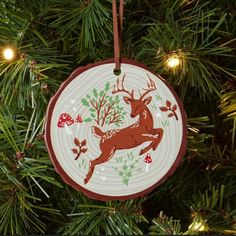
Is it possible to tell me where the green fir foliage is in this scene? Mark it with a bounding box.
[0,0,235,234]
[58,197,148,235]
[149,211,182,235]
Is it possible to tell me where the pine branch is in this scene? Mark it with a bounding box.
[58,198,148,235]
[50,0,112,50]
[0,0,236,234]
[138,1,236,100]
[0,152,60,234]
[149,211,182,235]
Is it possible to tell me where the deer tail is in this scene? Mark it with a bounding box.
[92,126,104,138]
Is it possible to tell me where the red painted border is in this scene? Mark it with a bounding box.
[44,58,187,201]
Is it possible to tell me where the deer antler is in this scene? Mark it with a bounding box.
[140,74,156,100]
[112,74,134,99]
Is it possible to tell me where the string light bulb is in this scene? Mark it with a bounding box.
[191,222,205,231]
[188,219,208,232]
[166,55,180,68]
[3,48,14,61]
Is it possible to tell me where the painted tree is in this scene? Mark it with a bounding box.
[81,82,126,127]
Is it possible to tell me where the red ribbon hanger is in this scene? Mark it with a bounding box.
[112,0,124,73]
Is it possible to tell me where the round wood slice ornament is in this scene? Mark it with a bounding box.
[45,58,187,201]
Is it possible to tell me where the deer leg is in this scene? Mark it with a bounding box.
[139,128,163,155]
[151,128,163,151]
[139,135,157,155]
[84,147,116,184]
[139,143,153,155]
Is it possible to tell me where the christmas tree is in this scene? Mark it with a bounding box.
[0,0,236,234]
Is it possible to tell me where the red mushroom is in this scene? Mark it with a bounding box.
[144,153,152,172]
[75,114,83,123]
[57,113,74,135]
[75,114,83,134]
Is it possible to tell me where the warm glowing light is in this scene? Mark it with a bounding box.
[3,48,14,60]
[193,222,205,231]
[166,56,180,68]
[188,220,208,232]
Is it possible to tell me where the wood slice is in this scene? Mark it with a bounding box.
[44,58,187,201]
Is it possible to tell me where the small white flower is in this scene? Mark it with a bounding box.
[70,99,76,104]
[73,107,77,111]
[156,112,162,118]
[100,167,105,171]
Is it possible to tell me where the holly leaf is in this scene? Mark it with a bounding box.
[166,100,171,108]
[74,138,80,146]
[160,107,168,112]
[81,139,87,146]
[71,148,78,154]
[81,147,88,153]
[81,98,89,107]
[172,104,177,111]
[168,113,174,118]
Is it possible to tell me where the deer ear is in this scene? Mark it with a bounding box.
[123,96,132,104]
[143,96,152,105]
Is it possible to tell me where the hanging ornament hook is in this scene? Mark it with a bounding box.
[112,0,124,74]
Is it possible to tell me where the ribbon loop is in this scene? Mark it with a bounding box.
[112,0,124,73]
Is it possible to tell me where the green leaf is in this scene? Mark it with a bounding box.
[105,82,110,92]
[81,98,89,107]
[99,90,104,96]
[93,88,98,97]
[84,118,92,122]
[123,164,128,170]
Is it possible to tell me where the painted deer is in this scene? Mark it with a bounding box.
[84,74,163,184]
